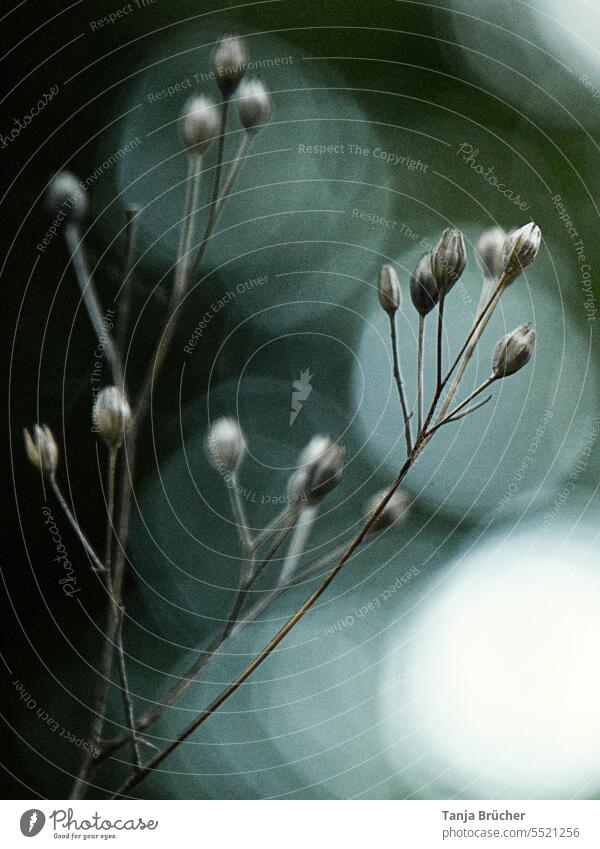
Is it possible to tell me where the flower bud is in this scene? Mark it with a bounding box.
[290,435,345,504]
[205,417,245,473]
[236,79,272,133]
[45,171,88,221]
[501,222,542,283]
[476,226,506,280]
[432,227,466,296]
[24,424,59,476]
[93,386,132,448]
[180,95,220,153]
[366,488,410,533]
[213,35,248,95]
[492,324,536,378]
[409,252,438,316]
[378,264,401,314]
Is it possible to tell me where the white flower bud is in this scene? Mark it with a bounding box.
[410,252,438,316]
[93,386,132,448]
[492,324,536,378]
[24,424,59,476]
[213,35,248,95]
[290,435,345,505]
[502,222,542,283]
[432,227,466,295]
[205,417,245,473]
[476,226,506,280]
[366,488,410,533]
[236,79,272,133]
[180,95,220,153]
[378,264,401,314]
[45,171,88,221]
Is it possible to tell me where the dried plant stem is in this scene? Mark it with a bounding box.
[388,314,412,455]
[435,294,445,394]
[49,477,104,573]
[228,471,253,555]
[112,455,414,798]
[250,506,291,552]
[278,506,316,585]
[417,314,425,433]
[116,207,139,360]
[205,97,230,235]
[105,448,141,769]
[64,222,123,389]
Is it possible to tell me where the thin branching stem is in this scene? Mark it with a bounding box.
[64,222,123,389]
[116,207,139,362]
[49,476,104,573]
[435,293,445,395]
[388,313,412,455]
[417,314,425,434]
[278,506,316,585]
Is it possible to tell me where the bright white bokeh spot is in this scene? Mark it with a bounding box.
[383,529,600,798]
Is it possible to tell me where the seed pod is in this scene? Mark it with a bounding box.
[476,226,506,280]
[236,79,272,132]
[366,489,410,533]
[502,222,542,283]
[213,35,248,95]
[492,324,536,378]
[205,417,245,473]
[45,171,88,221]
[24,424,59,476]
[378,264,401,314]
[432,228,467,296]
[93,386,132,449]
[410,252,439,316]
[180,95,220,153]
[290,435,345,504]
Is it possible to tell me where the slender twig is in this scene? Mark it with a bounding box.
[48,476,104,573]
[441,394,492,425]
[416,314,425,434]
[435,293,445,395]
[105,448,141,769]
[116,207,139,361]
[205,97,230,236]
[278,506,316,585]
[388,314,412,455]
[250,506,291,552]
[227,471,253,555]
[64,222,123,389]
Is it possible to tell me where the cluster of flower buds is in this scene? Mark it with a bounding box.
[288,435,346,505]
[366,488,410,533]
[180,35,272,152]
[24,424,59,477]
[205,417,245,474]
[93,386,132,449]
[492,324,536,378]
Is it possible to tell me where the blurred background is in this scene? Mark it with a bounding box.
[3,0,600,799]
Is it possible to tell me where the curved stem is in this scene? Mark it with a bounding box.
[49,476,104,573]
[389,313,412,455]
[416,314,424,435]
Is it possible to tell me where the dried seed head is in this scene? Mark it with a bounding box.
[24,424,59,476]
[476,226,506,280]
[492,324,536,378]
[291,435,345,504]
[180,95,220,153]
[378,264,401,314]
[366,488,410,533]
[501,222,542,283]
[93,386,132,448]
[45,171,88,221]
[432,227,467,296]
[205,417,245,473]
[410,252,439,316]
[236,79,272,133]
[213,35,248,95]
